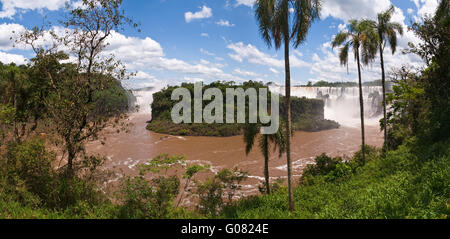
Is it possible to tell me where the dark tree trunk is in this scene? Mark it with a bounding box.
[356,47,366,163]
[67,146,75,177]
[284,33,294,212]
[263,135,271,194]
[379,44,388,151]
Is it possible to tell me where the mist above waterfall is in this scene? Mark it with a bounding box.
[269,86,383,127]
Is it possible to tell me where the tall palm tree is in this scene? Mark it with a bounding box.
[255,0,321,211]
[332,19,378,164]
[368,6,403,151]
[243,122,286,195]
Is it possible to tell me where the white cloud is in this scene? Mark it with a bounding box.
[0,23,26,50]
[0,0,67,18]
[200,48,215,56]
[233,68,259,77]
[227,42,310,68]
[216,19,235,27]
[185,5,212,23]
[234,0,255,7]
[100,31,245,82]
[201,32,209,37]
[71,0,86,9]
[321,0,392,21]
[0,51,26,64]
[414,0,439,21]
[338,23,347,32]
[269,68,279,74]
[293,49,303,57]
[183,76,204,83]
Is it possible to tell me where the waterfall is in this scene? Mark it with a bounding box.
[269,85,384,127]
[131,87,159,116]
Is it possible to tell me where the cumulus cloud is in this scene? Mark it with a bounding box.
[321,0,393,21]
[0,51,26,64]
[413,0,439,21]
[234,0,255,7]
[269,68,279,74]
[99,30,245,82]
[185,5,212,23]
[200,48,215,56]
[0,23,26,50]
[0,0,67,18]
[216,19,235,27]
[233,68,259,77]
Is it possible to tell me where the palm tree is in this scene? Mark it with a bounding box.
[332,19,378,164]
[368,6,403,151]
[255,0,321,211]
[243,122,286,195]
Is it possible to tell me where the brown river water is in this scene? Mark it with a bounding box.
[85,112,383,205]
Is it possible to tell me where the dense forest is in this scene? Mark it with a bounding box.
[147,81,339,136]
[0,0,448,219]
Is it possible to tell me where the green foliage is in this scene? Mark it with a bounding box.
[117,174,180,219]
[116,154,206,219]
[196,168,248,217]
[4,139,56,207]
[148,81,338,136]
[223,141,450,219]
[196,178,224,217]
[402,1,450,143]
[0,139,114,218]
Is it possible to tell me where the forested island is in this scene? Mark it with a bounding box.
[147,81,339,136]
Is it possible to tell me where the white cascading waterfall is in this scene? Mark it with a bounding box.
[131,87,159,115]
[269,85,384,127]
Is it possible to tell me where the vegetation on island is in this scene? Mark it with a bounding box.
[146,81,339,136]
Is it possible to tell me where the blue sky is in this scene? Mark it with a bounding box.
[0,0,440,89]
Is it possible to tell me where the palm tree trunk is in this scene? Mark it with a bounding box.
[263,135,271,194]
[356,47,366,163]
[284,33,295,212]
[379,44,388,151]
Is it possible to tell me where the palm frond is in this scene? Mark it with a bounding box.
[387,29,398,54]
[256,0,276,48]
[360,23,378,65]
[291,0,321,47]
[243,123,259,155]
[376,5,404,55]
[331,31,349,49]
[348,19,359,33]
[339,42,350,67]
